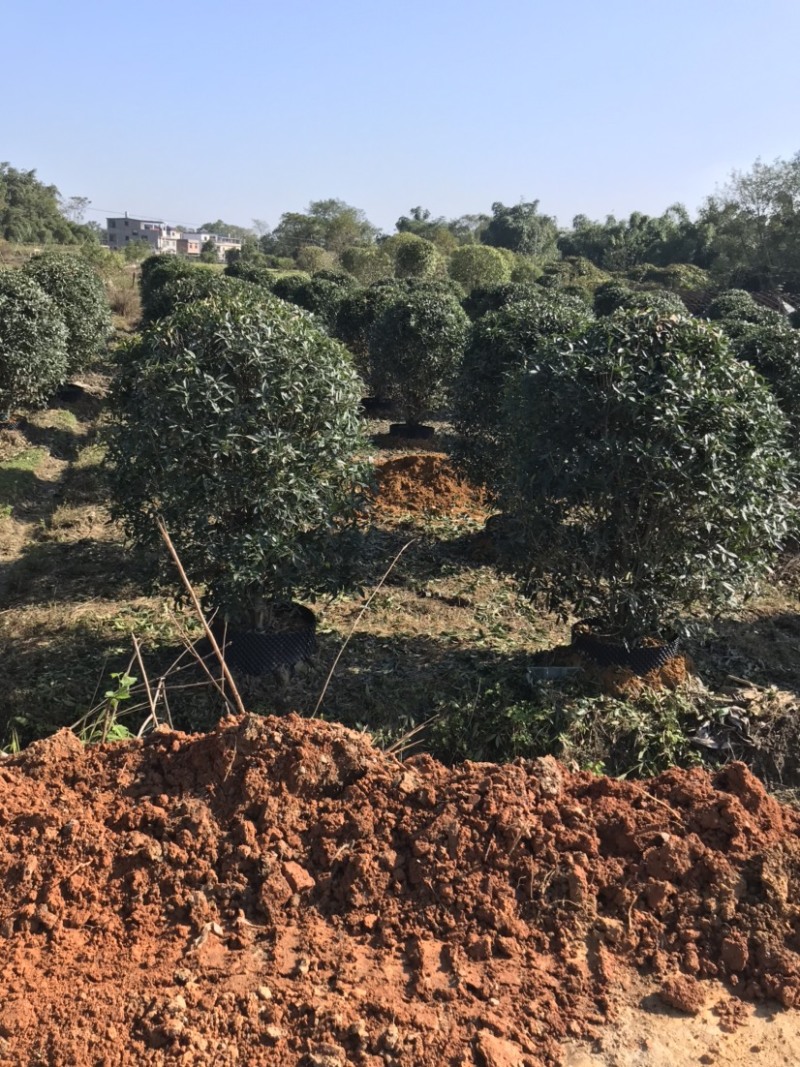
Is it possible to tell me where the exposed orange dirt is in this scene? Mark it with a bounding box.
[1,715,799,1065]
[372,452,489,518]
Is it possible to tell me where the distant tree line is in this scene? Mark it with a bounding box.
[5,152,800,293]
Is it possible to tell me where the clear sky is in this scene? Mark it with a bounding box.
[4,0,800,234]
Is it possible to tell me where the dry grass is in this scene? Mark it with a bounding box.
[2,385,800,794]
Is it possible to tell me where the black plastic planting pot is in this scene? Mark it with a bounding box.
[202,605,318,677]
[388,423,436,440]
[571,618,679,676]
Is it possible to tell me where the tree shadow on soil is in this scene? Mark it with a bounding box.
[1,537,139,606]
[19,419,89,462]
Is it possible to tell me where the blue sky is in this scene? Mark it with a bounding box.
[4,0,800,234]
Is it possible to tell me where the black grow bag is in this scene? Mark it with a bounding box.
[200,605,317,676]
[388,422,436,440]
[571,618,679,676]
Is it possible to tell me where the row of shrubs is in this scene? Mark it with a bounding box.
[100,254,798,646]
[0,254,111,416]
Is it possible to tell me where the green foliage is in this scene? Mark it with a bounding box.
[462,281,544,321]
[617,289,688,315]
[593,281,634,315]
[199,239,219,263]
[0,162,87,244]
[500,309,795,637]
[224,258,278,290]
[263,199,379,258]
[139,254,199,324]
[641,263,711,290]
[430,680,712,777]
[23,253,112,373]
[383,233,443,280]
[0,270,68,416]
[340,245,394,285]
[453,297,592,496]
[483,200,559,261]
[107,291,370,622]
[448,244,511,294]
[730,322,800,442]
[150,272,262,322]
[276,271,358,331]
[295,244,337,273]
[370,286,470,424]
[334,281,405,389]
[270,272,312,304]
[706,289,781,325]
[538,256,611,295]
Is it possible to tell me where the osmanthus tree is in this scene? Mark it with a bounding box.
[448,244,511,294]
[452,295,593,496]
[498,309,796,639]
[107,290,371,627]
[23,253,112,373]
[369,284,470,427]
[0,271,68,417]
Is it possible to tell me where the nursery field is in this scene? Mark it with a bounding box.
[2,375,800,1063]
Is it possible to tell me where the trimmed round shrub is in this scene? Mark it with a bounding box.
[730,322,800,441]
[0,271,69,417]
[270,272,312,304]
[453,297,593,495]
[383,233,443,280]
[463,282,545,321]
[642,263,711,290]
[593,281,633,316]
[706,289,781,326]
[448,245,511,294]
[23,253,111,374]
[107,291,370,623]
[279,272,358,332]
[152,272,263,322]
[225,259,278,291]
[618,289,688,315]
[340,245,394,285]
[370,287,470,425]
[139,255,200,325]
[334,281,403,389]
[499,309,795,638]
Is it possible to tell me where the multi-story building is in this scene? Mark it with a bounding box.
[106,216,180,253]
[106,216,243,261]
[176,233,243,261]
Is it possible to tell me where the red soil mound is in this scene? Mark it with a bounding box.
[1,717,799,1065]
[373,452,488,518]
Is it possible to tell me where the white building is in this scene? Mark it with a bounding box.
[106,216,242,261]
[106,216,180,253]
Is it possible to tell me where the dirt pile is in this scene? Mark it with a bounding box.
[372,452,489,518]
[1,716,800,1065]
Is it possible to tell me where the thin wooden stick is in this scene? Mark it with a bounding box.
[157,518,246,717]
[168,610,241,717]
[313,538,417,717]
[132,635,158,726]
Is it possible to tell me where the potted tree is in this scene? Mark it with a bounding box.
[0,271,69,422]
[369,283,469,438]
[452,293,592,498]
[497,308,796,669]
[107,289,371,674]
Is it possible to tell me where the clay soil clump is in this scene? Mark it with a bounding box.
[372,452,489,519]
[1,717,800,1065]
